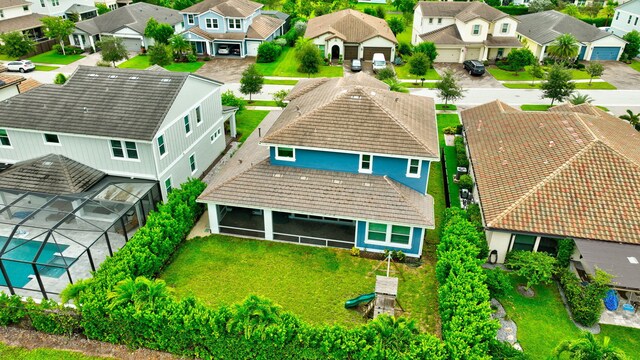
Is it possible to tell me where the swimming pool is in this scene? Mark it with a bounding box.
[0,236,70,288]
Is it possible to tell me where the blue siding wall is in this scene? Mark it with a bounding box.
[269,147,429,193]
[197,12,226,33]
[183,14,199,29]
[355,221,423,257]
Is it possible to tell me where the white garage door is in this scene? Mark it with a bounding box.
[435,48,460,63]
[465,47,482,61]
[246,41,261,57]
[120,37,141,52]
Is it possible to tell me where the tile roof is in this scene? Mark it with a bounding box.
[0,73,24,90]
[517,10,618,45]
[461,101,640,245]
[420,24,468,45]
[0,0,28,9]
[0,66,204,141]
[484,35,522,47]
[182,0,262,18]
[0,154,106,194]
[17,78,41,93]
[183,26,246,40]
[263,73,439,159]
[246,14,285,39]
[75,2,181,35]
[417,1,510,22]
[305,9,397,44]
[0,13,45,33]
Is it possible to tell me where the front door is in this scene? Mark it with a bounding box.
[331,45,340,59]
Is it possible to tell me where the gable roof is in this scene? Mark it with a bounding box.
[0,66,218,142]
[0,154,106,194]
[75,2,181,35]
[262,73,438,159]
[181,0,262,17]
[0,13,44,33]
[0,0,28,10]
[461,101,640,245]
[517,10,619,44]
[305,9,397,44]
[246,14,285,39]
[420,24,469,45]
[417,1,511,22]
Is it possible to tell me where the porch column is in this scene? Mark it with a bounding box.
[205,41,211,56]
[208,204,220,233]
[459,48,466,63]
[263,209,273,240]
[540,45,546,62]
[78,35,85,50]
[230,112,237,138]
[532,236,541,253]
[481,46,488,61]
[89,36,96,53]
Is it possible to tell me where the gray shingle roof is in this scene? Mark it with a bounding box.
[574,239,640,291]
[517,10,615,44]
[0,13,44,34]
[182,0,262,17]
[0,154,105,194]
[75,2,181,36]
[0,0,28,10]
[65,4,97,14]
[0,66,203,141]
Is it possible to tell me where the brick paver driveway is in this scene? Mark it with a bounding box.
[599,61,640,90]
[434,63,502,88]
[196,57,254,83]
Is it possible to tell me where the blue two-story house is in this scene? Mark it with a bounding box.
[179,0,287,57]
[198,73,439,258]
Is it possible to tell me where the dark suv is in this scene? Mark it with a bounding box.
[463,60,485,76]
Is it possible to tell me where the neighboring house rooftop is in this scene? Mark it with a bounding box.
[461,101,640,245]
[574,239,640,291]
[246,14,285,39]
[0,73,24,90]
[0,154,106,194]
[262,10,289,21]
[181,0,262,18]
[65,3,97,14]
[517,10,614,44]
[416,1,510,22]
[0,0,29,10]
[17,78,42,93]
[0,13,45,34]
[0,66,221,141]
[263,73,438,159]
[305,9,397,44]
[75,2,181,36]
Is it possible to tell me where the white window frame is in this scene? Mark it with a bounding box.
[184,115,192,135]
[157,134,167,158]
[187,14,195,25]
[228,18,241,29]
[406,159,421,178]
[195,106,202,125]
[472,24,480,35]
[501,23,509,34]
[40,0,44,7]
[0,10,4,18]
[365,222,413,249]
[189,153,197,174]
[275,146,295,161]
[428,18,433,24]
[0,129,12,148]
[437,18,442,24]
[206,18,219,29]
[110,140,139,161]
[43,133,61,146]
[359,154,372,174]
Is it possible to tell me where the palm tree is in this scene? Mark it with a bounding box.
[547,34,580,64]
[553,332,627,360]
[226,295,282,340]
[169,34,193,62]
[569,93,593,105]
[383,78,409,93]
[107,277,171,310]
[619,109,640,131]
[370,315,419,352]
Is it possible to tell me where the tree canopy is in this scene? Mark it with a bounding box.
[435,69,465,105]
[540,65,575,105]
[41,16,76,55]
[145,18,175,45]
[240,64,264,101]
[0,32,35,58]
[295,39,323,77]
[98,36,130,67]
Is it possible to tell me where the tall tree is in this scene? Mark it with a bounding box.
[295,39,323,77]
[240,64,264,101]
[413,42,438,64]
[169,34,192,61]
[386,17,405,36]
[622,30,640,60]
[148,43,172,66]
[408,52,430,82]
[528,0,554,13]
[540,65,575,105]
[553,332,627,360]
[547,34,580,64]
[41,16,76,55]
[96,3,110,15]
[528,62,544,86]
[145,18,175,45]
[97,36,129,66]
[585,62,604,85]
[0,32,35,58]
[506,48,536,75]
[435,69,465,106]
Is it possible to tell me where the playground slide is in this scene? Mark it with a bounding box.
[344,293,376,309]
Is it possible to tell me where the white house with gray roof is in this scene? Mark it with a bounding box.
[27,0,97,20]
[0,66,237,201]
[517,10,627,61]
[609,0,640,41]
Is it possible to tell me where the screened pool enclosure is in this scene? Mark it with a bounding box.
[0,177,160,300]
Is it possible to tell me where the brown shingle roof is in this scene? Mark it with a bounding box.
[183,26,245,40]
[0,0,28,9]
[305,9,397,44]
[262,73,438,159]
[417,1,510,22]
[462,101,640,244]
[0,73,24,90]
[182,0,262,17]
[419,24,468,45]
[246,14,284,39]
[17,78,41,93]
[0,13,44,33]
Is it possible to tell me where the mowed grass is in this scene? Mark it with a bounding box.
[628,60,640,72]
[436,104,457,110]
[160,235,439,332]
[35,65,58,71]
[521,104,553,111]
[499,274,640,359]
[246,100,279,107]
[0,54,18,61]
[0,343,104,360]
[503,81,617,90]
[488,66,595,81]
[235,109,269,142]
[395,66,441,80]
[400,81,437,89]
[28,50,84,65]
[254,47,343,78]
[117,55,150,69]
[263,79,298,85]
[164,61,205,72]
[437,114,461,209]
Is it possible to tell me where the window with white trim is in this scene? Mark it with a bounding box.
[184,115,191,134]
[189,154,197,173]
[210,128,222,142]
[187,14,194,24]
[157,135,166,156]
[472,24,480,35]
[428,18,433,24]
[195,106,202,124]
[437,18,442,24]
[0,10,4,18]
[501,23,509,34]
[359,154,372,173]
[44,133,60,144]
[0,129,11,147]
[165,178,172,194]
[40,0,44,7]
[206,18,218,29]
[366,223,412,247]
[110,140,138,159]
[407,159,421,177]
[275,146,295,161]
[23,5,28,11]
[51,0,59,6]
[616,12,619,20]
[228,18,241,29]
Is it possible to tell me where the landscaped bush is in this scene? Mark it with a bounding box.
[454,136,469,168]
[25,299,81,336]
[506,251,557,290]
[495,5,529,16]
[397,41,413,57]
[466,203,482,225]
[186,53,197,63]
[458,174,474,190]
[559,268,612,327]
[52,44,84,55]
[257,41,282,63]
[578,17,608,28]
[0,292,26,326]
[274,38,287,47]
[221,89,246,111]
[489,339,531,360]
[484,268,513,299]
[443,126,457,135]
[556,238,575,269]
[376,67,396,81]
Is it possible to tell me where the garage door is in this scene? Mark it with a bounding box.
[363,47,391,61]
[120,37,141,52]
[344,45,358,60]
[246,41,260,57]
[435,48,460,62]
[590,47,620,61]
[465,47,482,61]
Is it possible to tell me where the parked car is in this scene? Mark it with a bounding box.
[350,59,362,72]
[463,60,485,76]
[372,53,386,73]
[6,60,35,73]
[218,45,230,55]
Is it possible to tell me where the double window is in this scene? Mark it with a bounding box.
[0,129,11,147]
[44,133,60,145]
[228,19,241,29]
[472,24,481,35]
[407,159,421,177]
[359,154,372,173]
[184,115,191,135]
[187,14,195,25]
[275,146,295,161]
[110,140,138,159]
[366,223,412,247]
[157,135,166,156]
[206,18,218,29]
[189,154,197,173]
[501,23,509,34]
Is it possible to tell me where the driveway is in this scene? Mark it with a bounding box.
[434,63,502,88]
[600,61,640,90]
[343,60,374,77]
[196,57,254,83]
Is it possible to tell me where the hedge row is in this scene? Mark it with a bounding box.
[558,268,611,327]
[436,209,499,359]
[454,136,469,168]
[0,294,80,336]
[495,6,529,16]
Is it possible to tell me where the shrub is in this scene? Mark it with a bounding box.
[0,293,26,326]
[454,136,469,168]
[52,44,83,55]
[559,269,612,326]
[96,60,112,67]
[376,67,396,81]
[466,203,482,225]
[556,238,575,268]
[272,89,289,109]
[25,299,81,336]
[221,89,246,111]
[397,41,413,57]
[54,73,67,85]
[186,53,197,63]
[458,174,474,190]
[506,251,557,290]
[257,42,282,63]
[283,28,298,46]
[489,339,531,360]
[274,38,287,47]
[443,126,457,135]
[495,5,529,16]
[203,56,211,61]
[484,268,513,299]
[350,246,360,256]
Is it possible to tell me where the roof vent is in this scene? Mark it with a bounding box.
[88,73,99,77]
[350,95,361,100]
[502,160,508,165]
[395,97,399,102]
[549,141,555,147]
[498,146,504,153]
[370,91,376,96]
[296,105,300,111]
[300,176,308,180]
[42,161,53,166]
[108,75,118,79]
[333,179,342,184]
[161,78,172,83]
[273,173,283,178]
[629,257,639,264]
[83,107,88,113]
[363,182,371,187]
[539,123,544,128]
[105,87,109,92]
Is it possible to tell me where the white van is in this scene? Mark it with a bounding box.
[372,53,386,73]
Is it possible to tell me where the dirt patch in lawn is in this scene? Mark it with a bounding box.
[0,326,182,359]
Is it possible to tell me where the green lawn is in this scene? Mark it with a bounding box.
[117,55,150,69]
[35,65,58,71]
[436,114,461,209]
[503,81,617,90]
[629,60,640,72]
[400,82,437,89]
[160,235,439,332]
[436,104,457,110]
[235,109,269,142]
[488,66,595,81]
[27,50,84,65]
[163,61,205,72]
[0,54,17,61]
[254,47,343,78]
[395,66,441,80]
[0,343,104,360]
[246,100,279,107]
[520,104,553,111]
[388,14,412,44]
[263,79,298,85]
[499,274,640,359]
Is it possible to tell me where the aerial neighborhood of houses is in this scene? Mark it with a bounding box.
[1,0,640,358]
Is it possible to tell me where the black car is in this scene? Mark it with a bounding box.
[463,60,485,76]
